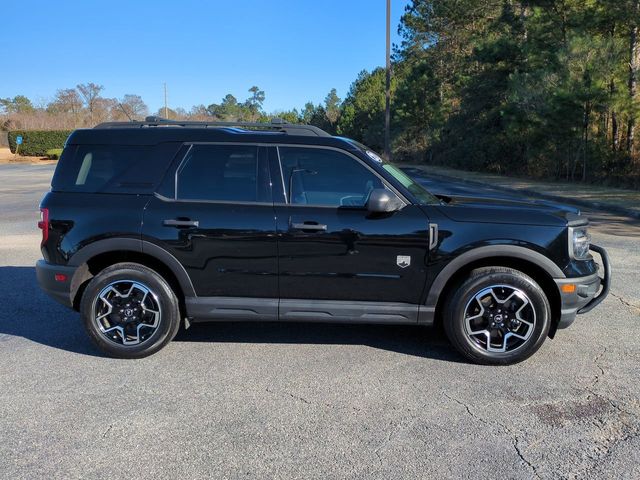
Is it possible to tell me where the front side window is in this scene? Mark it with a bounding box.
[278,147,384,207]
[177,145,262,202]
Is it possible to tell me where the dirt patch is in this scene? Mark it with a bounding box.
[531,397,611,428]
[0,147,56,165]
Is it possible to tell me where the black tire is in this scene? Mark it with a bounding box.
[443,267,551,365]
[80,263,180,359]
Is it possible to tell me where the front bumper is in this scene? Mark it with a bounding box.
[36,260,77,308]
[554,244,611,329]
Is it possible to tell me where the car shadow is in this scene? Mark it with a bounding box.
[0,266,463,363]
[0,266,102,356]
[175,322,462,363]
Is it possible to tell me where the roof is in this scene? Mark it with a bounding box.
[66,116,353,148]
[95,116,330,136]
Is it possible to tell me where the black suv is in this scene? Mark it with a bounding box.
[36,117,610,364]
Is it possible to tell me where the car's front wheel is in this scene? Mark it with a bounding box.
[443,267,551,365]
[80,263,180,359]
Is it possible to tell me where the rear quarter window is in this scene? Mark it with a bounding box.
[52,143,181,193]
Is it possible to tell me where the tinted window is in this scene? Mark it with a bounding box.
[278,147,384,207]
[51,143,182,194]
[177,145,262,202]
[52,144,148,192]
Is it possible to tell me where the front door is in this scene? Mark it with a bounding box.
[271,145,431,322]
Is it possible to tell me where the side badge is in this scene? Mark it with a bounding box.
[397,255,411,268]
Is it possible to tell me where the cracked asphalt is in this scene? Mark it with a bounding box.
[1,164,639,479]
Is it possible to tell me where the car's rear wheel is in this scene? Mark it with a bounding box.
[80,263,180,358]
[443,267,550,365]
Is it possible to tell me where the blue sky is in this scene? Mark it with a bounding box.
[1,0,410,114]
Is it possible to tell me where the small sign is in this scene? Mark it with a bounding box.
[397,255,411,268]
[16,136,23,145]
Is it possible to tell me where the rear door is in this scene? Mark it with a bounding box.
[142,143,278,318]
[270,145,432,322]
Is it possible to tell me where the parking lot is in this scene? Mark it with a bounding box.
[1,163,639,479]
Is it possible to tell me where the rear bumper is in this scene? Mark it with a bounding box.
[554,244,611,329]
[36,260,77,308]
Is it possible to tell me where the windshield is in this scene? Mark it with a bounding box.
[381,163,440,205]
[345,139,440,205]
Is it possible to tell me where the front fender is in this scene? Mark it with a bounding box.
[424,244,565,308]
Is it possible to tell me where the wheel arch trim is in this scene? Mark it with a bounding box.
[141,241,196,297]
[68,238,196,298]
[425,245,565,307]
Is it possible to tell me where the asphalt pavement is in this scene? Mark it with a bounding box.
[1,163,639,479]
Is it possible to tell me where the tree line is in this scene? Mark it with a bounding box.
[0,83,149,130]
[2,0,638,187]
[0,82,341,132]
[336,0,640,187]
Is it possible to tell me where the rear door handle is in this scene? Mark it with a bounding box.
[291,222,327,232]
[163,219,199,228]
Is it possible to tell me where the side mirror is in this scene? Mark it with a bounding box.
[366,188,404,213]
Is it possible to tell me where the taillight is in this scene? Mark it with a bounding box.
[38,208,49,245]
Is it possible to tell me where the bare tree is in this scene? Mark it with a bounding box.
[50,89,83,115]
[120,94,148,119]
[89,97,118,124]
[76,82,104,124]
[189,104,209,120]
[174,107,188,119]
[47,89,83,127]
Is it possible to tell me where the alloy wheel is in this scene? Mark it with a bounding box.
[463,284,536,354]
[92,280,162,346]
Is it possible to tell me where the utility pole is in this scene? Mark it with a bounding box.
[164,83,168,119]
[384,0,392,161]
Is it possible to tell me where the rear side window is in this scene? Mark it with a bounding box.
[52,143,181,194]
[176,145,265,202]
[73,145,142,190]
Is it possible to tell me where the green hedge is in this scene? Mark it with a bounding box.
[45,148,64,160]
[8,130,72,156]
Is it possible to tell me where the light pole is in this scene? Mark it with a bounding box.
[164,83,168,119]
[384,0,392,161]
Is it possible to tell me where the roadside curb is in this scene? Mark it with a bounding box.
[420,169,640,220]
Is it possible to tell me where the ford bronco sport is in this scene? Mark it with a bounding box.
[36,117,610,364]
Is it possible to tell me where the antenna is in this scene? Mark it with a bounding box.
[118,103,133,121]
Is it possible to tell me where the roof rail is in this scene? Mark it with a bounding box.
[94,116,331,137]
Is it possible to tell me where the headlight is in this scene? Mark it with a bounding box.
[570,227,591,259]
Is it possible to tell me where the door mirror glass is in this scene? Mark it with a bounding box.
[366,188,404,213]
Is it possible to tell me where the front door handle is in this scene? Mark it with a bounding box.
[163,219,199,228]
[290,222,327,232]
